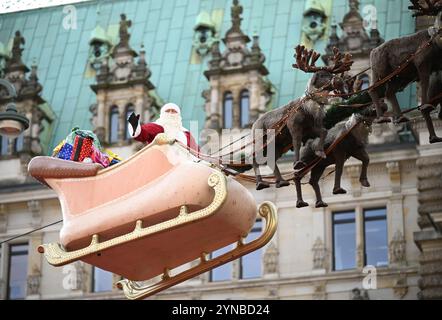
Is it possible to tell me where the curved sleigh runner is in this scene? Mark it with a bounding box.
[28,133,277,299]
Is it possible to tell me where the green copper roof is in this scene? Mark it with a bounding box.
[194,11,216,31]
[0,41,8,58]
[89,25,111,45]
[0,0,417,154]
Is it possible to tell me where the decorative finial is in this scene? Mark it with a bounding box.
[231,0,243,31]
[349,0,359,12]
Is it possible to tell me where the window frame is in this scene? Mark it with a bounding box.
[239,89,250,128]
[332,210,357,272]
[109,105,120,144]
[6,242,29,300]
[362,207,388,268]
[91,266,114,293]
[223,92,233,129]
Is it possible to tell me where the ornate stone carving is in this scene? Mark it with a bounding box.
[203,1,273,131]
[312,237,327,269]
[389,230,406,265]
[313,281,327,300]
[27,200,42,228]
[345,165,362,197]
[90,14,159,146]
[350,287,369,300]
[323,0,383,62]
[73,261,89,292]
[27,265,41,296]
[386,161,401,193]
[263,242,278,274]
[393,273,408,299]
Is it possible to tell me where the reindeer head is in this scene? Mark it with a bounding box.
[293,45,354,100]
[409,1,442,45]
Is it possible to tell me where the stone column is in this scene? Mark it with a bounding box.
[414,154,442,299]
[232,90,240,129]
[209,78,220,129]
[95,92,106,142]
[249,72,260,124]
[26,234,43,299]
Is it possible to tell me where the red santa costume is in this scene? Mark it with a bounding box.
[128,103,199,151]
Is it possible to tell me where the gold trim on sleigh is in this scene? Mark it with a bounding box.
[117,201,277,300]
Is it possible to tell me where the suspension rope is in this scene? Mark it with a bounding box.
[0,219,62,245]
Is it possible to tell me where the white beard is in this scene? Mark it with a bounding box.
[155,113,188,145]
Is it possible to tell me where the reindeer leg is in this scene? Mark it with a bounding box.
[352,148,370,187]
[292,133,306,170]
[417,67,442,143]
[386,89,409,124]
[253,157,270,190]
[314,127,327,159]
[332,154,347,194]
[274,164,290,188]
[310,166,328,208]
[369,89,391,123]
[295,177,308,208]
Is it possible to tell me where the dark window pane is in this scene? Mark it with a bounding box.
[1,135,9,155]
[8,243,29,300]
[240,220,262,279]
[223,93,233,129]
[240,90,249,128]
[364,208,388,267]
[125,105,135,140]
[210,245,233,281]
[333,211,356,271]
[109,107,119,143]
[93,267,113,292]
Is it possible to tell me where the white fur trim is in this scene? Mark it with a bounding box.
[161,103,181,115]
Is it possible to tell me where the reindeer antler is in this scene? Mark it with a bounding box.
[409,0,442,17]
[292,45,323,73]
[327,47,354,74]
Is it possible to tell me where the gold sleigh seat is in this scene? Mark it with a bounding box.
[28,134,277,299]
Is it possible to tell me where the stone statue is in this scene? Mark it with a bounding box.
[118,13,132,48]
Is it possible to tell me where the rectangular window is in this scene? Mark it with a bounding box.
[240,219,262,279]
[364,208,388,267]
[92,267,113,292]
[209,245,233,282]
[333,211,356,271]
[7,243,29,300]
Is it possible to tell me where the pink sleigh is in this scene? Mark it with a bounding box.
[28,133,277,299]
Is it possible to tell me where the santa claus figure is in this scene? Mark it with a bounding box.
[127,103,199,151]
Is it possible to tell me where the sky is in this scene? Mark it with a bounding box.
[0,0,90,14]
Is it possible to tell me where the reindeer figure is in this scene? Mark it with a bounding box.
[294,106,383,208]
[368,0,442,143]
[251,46,353,190]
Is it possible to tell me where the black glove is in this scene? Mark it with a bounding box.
[128,112,140,137]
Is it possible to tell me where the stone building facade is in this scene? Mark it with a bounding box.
[0,0,441,300]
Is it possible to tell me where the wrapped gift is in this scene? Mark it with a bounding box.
[91,146,110,168]
[57,143,74,160]
[71,135,93,162]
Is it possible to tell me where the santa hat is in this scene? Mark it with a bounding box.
[160,103,181,115]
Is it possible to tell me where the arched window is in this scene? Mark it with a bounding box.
[223,92,233,129]
[109,106,119,143]
[0,135,9,155]
[240,90,250,128]
[15,134,24,153]
[359,74,370,90]
[125,104,135,141]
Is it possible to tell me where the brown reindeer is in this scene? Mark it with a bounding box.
[294,106,384,208]
[251,46,353,190]
[368,0,442,143]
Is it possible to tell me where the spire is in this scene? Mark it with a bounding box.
[250,33,265,64]
[118,13,132,48]
[224,0,250,44]
[349,0,359,12]
[7,31,29,72]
